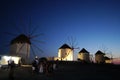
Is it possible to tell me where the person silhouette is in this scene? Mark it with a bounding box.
[8,60,15,80]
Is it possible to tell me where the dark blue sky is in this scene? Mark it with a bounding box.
[0,0,120,59]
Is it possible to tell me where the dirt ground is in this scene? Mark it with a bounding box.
[0,61,120,80]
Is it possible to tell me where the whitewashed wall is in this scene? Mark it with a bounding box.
[58,48,73,61]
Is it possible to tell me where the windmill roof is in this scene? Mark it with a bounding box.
[104,56,110,60]
[10,34,31,44]
[59,44,71,49]
[79,48,89,53]
[95,50,105,55]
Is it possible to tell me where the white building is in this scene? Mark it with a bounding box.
[58,44,73,61]
[10,34,31,64]
[78,48,90,62]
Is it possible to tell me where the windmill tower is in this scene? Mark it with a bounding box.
[95,50,105,63]
[10,34,31,64]
[58,44,73,61]
[78,48,90,62]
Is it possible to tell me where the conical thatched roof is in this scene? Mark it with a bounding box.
[10,34,31,44]
[59,44,71,49]
[95,50,105,55]
[79,48,89,53]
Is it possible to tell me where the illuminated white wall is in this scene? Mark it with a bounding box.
[0,55,21,65]
[58,48,73,61]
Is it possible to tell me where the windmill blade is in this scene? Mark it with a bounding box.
[31,42,44,54]
[67,36,72,46]
[25,16,33,37]
[30,33,44,39]
[71,36,74,46]
[31,39,45,44]
[68,36,74,48]
[29,17,41,36]
[67,36,78,49]
[29,25,39,36]
[19,17,29,35]
[73,42,78,49]
[30,45,36,57]
[28,16,32,36]
[99,44,108,53]
[73,47,80,50]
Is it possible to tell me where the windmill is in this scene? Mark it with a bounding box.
[3,18,44,64]
[58,44,73,61]
[67,36,79,61]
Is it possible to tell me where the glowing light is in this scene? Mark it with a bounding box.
[0,55,21,65]
[58,49,73,61]
[11,57,21,64]
[3,56,11,61]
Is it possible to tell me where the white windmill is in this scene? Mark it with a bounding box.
[58,43,73,61]
[5,19,44,64]
[58,36,79,61]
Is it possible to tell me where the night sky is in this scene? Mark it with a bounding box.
[0,0,120,59]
